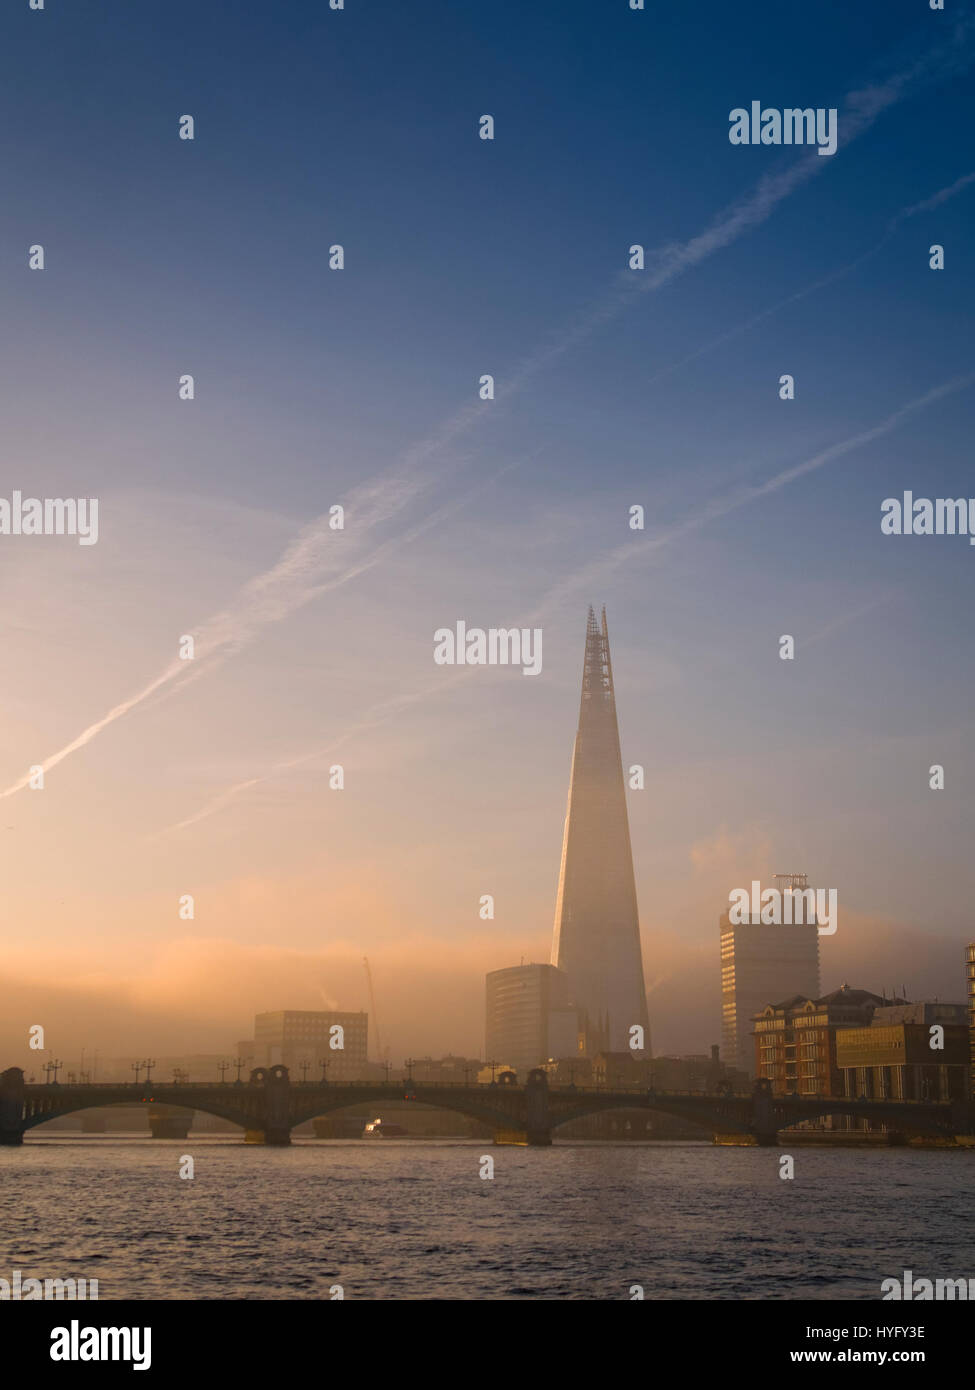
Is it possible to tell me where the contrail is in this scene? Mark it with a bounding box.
[162,370,974,832]
[162,439,543,835]
[0,447,528,803]
[0,659,190,799]
[6,22,973,801]
[803,592,900,651]
[893,167,975,221]
[645,169,975,387]
[534,370,975,616]
[162,675,454,834]
[498,13,975,394]
[0,435,508,800]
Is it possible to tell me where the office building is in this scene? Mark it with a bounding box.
[836,1000,969,1103]
[485,963,579,1077]
[253,1010,368,1081]
[551,607,650,1055]
[721,881,821,1077]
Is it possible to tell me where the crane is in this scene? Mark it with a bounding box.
[363,956,387,1063]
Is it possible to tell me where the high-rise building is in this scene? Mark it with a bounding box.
[485,964,579,1077]
[551,607,650,1055]
[253,1010,368,1081]
[721,893,821,1077]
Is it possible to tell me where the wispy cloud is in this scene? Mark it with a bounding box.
[0,444,523,800]
[163,370,973,833]
[646,169,975,387]
[6,22,973,804]
[534,370,975,616]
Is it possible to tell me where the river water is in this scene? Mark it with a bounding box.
[1,1137,971,1300]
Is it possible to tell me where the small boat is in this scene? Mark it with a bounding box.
[362,1117,407,1138]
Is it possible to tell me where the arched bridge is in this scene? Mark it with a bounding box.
[1,1066,970,1147]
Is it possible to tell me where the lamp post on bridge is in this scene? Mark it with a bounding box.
[44,1059,63,1085]
[299,1061,311,1084]
[234,1057,249,1085]
[318,1058,330,1084]
[131,1061,143,1085]
[405,1058,415,1083]
[217,1061,230,1085]
[143,1059,156,1086]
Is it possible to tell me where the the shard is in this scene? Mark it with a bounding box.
[551,607,650,1055]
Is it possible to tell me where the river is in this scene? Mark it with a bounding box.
[1,1137,971,1300]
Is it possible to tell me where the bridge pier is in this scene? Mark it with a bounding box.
[523,1070,551,1146]
[244,1127,292,1146]
[493,1128,526,1146]
[0,1067,25,1145]
[749,1078,780,1145]
[493,1128,552,1146]
[241,1064,293,1145]
[148,1105,193,1139]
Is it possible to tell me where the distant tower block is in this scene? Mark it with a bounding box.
[551,607,650,1055]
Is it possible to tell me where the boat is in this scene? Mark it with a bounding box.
[362,1117,407,1138]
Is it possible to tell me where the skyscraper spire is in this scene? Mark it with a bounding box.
[551,608,650,1055]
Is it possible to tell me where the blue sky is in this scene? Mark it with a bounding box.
[1,0,974,1059]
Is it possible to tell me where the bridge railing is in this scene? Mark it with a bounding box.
[22,1077,749,1097]
[19,1077,952,1108]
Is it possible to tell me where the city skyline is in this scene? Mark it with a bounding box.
[2,0,974,1069]
[3,569,973,1069]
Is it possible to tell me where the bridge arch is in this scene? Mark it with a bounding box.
[548,1095,749,1136]
[21,1089,263,1134]
[772,1101,953,1137]
[289,1086,522,1134]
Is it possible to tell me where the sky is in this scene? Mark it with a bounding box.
[1,0,974,1070]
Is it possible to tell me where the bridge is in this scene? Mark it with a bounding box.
[2,1064,971,1147]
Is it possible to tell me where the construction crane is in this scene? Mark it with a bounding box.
[363,956,387,1063]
